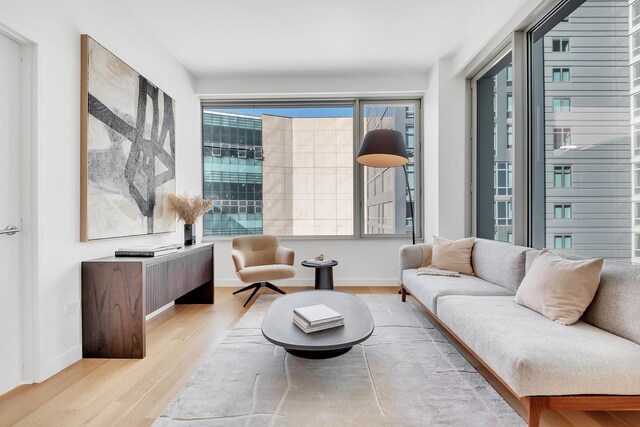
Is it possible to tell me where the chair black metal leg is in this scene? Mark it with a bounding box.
[243,285,261,307]
[265,282,286,295]
[233,283,259,295]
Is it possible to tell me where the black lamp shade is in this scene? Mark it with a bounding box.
[356,129,408,167]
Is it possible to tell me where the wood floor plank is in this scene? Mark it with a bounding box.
[1,286,639,427]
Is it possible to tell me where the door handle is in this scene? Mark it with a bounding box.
[0,225,21,235]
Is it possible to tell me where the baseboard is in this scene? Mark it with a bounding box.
[215,278,399,287]
[38,345,82,383]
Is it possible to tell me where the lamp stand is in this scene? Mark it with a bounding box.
[402,164,416,245]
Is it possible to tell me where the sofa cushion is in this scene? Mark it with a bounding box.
[515,249,603,326]
[402,269,513,312]
[525,250,640,345]
[471,239,531,293]
[582,260,640,345]
[437,295,640,396]
[431,236,475,275]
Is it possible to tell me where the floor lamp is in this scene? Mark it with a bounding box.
[356,129,415,245]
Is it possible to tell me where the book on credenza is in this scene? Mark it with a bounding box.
[293,304,343,326]
[293,316,344,333]
[114,245,178,257]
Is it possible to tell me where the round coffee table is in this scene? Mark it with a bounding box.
[301,260,338,290]
[261,291,374,359]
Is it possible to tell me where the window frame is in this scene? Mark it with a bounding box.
[200,97,423,241]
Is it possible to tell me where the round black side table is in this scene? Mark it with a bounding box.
[301,260,338,290]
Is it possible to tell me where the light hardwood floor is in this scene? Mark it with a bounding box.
[0,286,638,427]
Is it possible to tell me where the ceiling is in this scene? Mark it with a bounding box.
[121,0,528,78]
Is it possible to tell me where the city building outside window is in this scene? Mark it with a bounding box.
[554,235,572,249]
[405,107,414,119]
[552,97,570,112]
[633,31,640,57]
[634,93,640,118]
[362,102,420,237]
[528,0,634,262]
[494,162,513,196]
[553,128,572,149]
[635,163,640,194]
[635,202,640,226]
[554,204,572,219]
[553,165,571,188]
[474,52,514,244]
[552,67,570,82]
[552,38,570,52]
[634,63,640,87]
[494,201,513,226]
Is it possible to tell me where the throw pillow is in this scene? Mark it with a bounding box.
[514,249,603,325]
[430,236,475,276]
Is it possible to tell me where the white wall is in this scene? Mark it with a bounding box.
[0,0,201,385]
[422,59,470,241]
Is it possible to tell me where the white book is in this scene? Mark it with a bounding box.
[293,304,343,325]
[305,259,333,265]
[293,316,344,333]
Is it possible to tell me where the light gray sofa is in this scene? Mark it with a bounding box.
[399,238,640,427]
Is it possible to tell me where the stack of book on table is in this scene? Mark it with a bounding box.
[293,304,344,333]
[115,245,178,257]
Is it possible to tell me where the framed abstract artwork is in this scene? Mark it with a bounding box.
[80,35,176,241]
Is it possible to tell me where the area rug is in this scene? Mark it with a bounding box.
[154,294,524,426]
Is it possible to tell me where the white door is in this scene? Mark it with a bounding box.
[0,32,23,394]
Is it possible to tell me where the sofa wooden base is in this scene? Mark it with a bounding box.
[400,285,640,427]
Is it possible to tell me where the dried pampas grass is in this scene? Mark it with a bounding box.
[167,193,214,225]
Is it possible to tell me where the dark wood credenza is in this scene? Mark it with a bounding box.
[81,243,214,359]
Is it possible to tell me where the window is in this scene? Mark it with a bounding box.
[634,63,640,87]
[635,164,640,194]
[635,234,640,259]
[202,104,354,236]
[554,235,572,249]
[552,38,570,52]
[633,31,640,57]
[553,166,571,188]
[553,128,572,149]
[406,124,415,149]
[528,0,634,262]
[552,68,570,82]
[494,162,513,196]
[634,93,640,118]
[552,97,570,112]
[361,101,421,237]
[635,124,640,156]
[554,204,572,219]
[405,107,414,119]
[634,1,640,28]
[634,202,640,227]
[475,53,514,243]
[495,201,513,226]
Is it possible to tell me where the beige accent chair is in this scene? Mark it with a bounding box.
[231,235,295,306]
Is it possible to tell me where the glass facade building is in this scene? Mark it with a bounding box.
[202,111,263,236]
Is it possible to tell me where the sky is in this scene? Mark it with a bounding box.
[205,107,353,118]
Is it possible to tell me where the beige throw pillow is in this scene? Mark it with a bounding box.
[430,236,475,276]
[514,249,603,325]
